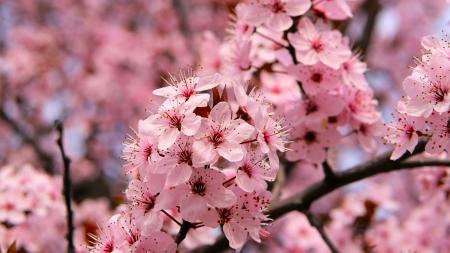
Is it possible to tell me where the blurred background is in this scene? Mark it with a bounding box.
[0,0,449,252]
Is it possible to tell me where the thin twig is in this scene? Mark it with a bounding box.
[176,220,194,245]
[161,209,182,227]
[55,121,75,253]
[355,0,381,60]
[302,209,340,253]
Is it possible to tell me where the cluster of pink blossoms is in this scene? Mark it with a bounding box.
[385,36,450,159]
[0,164,111,253]
[90,72,288,252]
[199,0,382,169]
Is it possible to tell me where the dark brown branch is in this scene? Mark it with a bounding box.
[55,121,75,253]
[302,209,339,253]
[269,141,449,219]
[0,108,54,174]
[191,141,450,253]
[354,0,381,59]
[176,220,194,245]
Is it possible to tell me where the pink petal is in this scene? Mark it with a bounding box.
[210,102,232,125]
[266,13,292,32]
[152,86,177,97]
[223,222,247,250]
[206,186,236,208]
[196,73,221,91]
[227,120,255,143]
[181,112,202,136]
[217,141,244,162]
[167,163,192,186]
[285,0,311,16]
[180,195,208,222]
[192,140,217,165]
[158,128,180,150]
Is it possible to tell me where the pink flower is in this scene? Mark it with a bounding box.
[287,121,340,163]
[152,73,221,105]
[356,121,385,153]
[154,136,194,186]
[174,167,236,222]
[253,107,288,169]
[246,0,311,32]
[139,97,202,150]
[89,217,123,253]
[345,89,381,125]
[425,112,450,154]
[123,134,159,177]
[291,92,345,123]
[287,63,340,95]
[288,17,351,69]
[341,55,369,90]
[384,114,425,160]
[203,187,271,251]
[260,71,301,105]
[313,0,353,20]
[233,150,276,192]
[192,102,254,165]
[125,174,169,234]
[403,54,450,117]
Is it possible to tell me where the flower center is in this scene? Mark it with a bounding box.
[181,87,195,99]
[240,163,253,177]
[270,0,285,13]
[167,114,182,130]
[178,149,193,166]
[103,242,114,253]
[263,130,272,144]
[431,83,448,103]
[304,131,317,144]
[210,130,224,146]
[311,73,323,83]
[405,125,415,139]
[191,177,207,196]
[126,230,140,245]
[141,193,158,213]
[218,208,233,224]
[312,40,325,52]
[143,145,152,160]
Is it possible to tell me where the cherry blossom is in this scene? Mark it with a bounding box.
[246,0,312,32]
[192,102,255,165]
[287,17,351,69]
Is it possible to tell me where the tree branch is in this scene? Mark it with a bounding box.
[355,0,381,60]
[176,220,194,245]
[55,121,75,253]
[191,141,450,253]
[302,209,340,253]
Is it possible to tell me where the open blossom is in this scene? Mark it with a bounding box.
[172,167,236,222]
[245,0,311,32]
[123,134,159,177]
[125,174,169,235]
[312,0,353,20]
[152,73,221,105]
[139,97,202,150]
[402,54,450,117]
[288,17,351,69]
[384,114,425,160]
[287,121,340,163]
[203,186,271,251]
[287,62,340,95]
[233,150,276,192]
[340,55,369,90]
[192,102,255,165]
[154,136,194,186]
